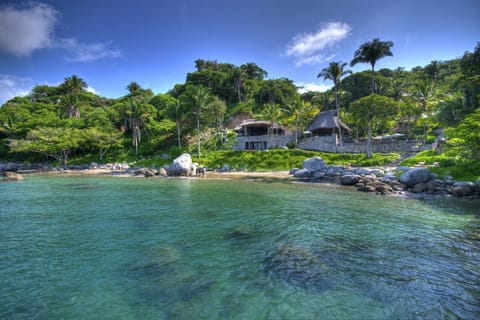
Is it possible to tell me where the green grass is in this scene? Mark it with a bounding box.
[193,149,400,171]
[400,150,480,181]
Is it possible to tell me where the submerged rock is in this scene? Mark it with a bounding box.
[227,226,259,241]
[264,243,331,291]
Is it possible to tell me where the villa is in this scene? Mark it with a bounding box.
[233,119,293,151]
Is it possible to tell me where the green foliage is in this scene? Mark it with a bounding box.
[444,108,480,161]
[0,43,478,169]
[349,94,399,136]
[194,150,399,171]
[9,127,89,164]
[400,146,480,182]
[400,150,455,167]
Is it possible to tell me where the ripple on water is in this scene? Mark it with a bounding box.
[1,176,479,319]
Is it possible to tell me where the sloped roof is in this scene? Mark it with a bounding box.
[234,119,284,131]
[306,110,352,133]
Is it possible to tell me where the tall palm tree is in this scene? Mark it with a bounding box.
[61,75,87,118]
[181,85,213,158]
[63,75,87,94]
[126,82,142,95]
[317,61,351,147]
[351,38,394,157]
[61,94,81,118]
[412,78,437,142]
[119,100,154,157]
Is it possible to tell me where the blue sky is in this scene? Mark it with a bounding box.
[0,0,478,104]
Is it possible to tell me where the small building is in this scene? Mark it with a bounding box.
[305,110,352,136]
[233,119,293,150]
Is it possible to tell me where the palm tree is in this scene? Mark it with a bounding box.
[351,38,394,157]
[126,82,142,95]
[181,85,213,158]
[411,78,437,142]
[119,100,155,157]
[317,61,352,148]
[61,75,87,118]
[262,103,283,136]
[63,75,87,94]
[61,94,81,118]
[313,92,335,111]
[283,99,315,146]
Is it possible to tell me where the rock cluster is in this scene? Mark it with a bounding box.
[290,156,480,198]
[1,172,23,181]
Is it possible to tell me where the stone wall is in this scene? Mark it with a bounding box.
[298,136,426,153]
[234,135,294,151]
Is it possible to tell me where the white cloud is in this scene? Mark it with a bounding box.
[56,38,122,62]
[86,86,99,95]
[296,82,332,94]
[0,2,121,62]
[286,22,350,66]
[0,75,33,105]
[0,2,58,56]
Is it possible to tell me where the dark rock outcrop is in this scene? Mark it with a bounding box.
[340,174,360,186]
[264,243,331,291]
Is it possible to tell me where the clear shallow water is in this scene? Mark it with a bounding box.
[1,176,479,320]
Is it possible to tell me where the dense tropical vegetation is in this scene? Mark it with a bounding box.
[1,40,479,180]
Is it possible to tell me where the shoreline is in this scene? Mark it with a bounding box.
[9,167,479,201]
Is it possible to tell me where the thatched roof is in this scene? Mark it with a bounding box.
[306,110,352,134]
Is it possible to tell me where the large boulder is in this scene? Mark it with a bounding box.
[302,156,327,173]
[450,181,475,197]
[293,168,311,178]
[399,168,432,187]
[168,153,193,176]
[340,174,360,186]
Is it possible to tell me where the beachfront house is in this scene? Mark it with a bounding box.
[305,110,352,137]
[298,110,353,151]
[233,119,293,150]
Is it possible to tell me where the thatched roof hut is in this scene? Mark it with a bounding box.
[305,110,352,136]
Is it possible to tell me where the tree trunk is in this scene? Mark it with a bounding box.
[294,119,298,146]
[334,83,343,150]
[367,121,372,159]
[371,65,375,95]
[197,109,201,158]
[176,120,181,148]
[236,78,242,103]
[367,64,375,158]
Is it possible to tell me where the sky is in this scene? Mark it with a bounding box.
[0,0,479,104]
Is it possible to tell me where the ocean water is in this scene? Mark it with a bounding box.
[1,175,479,320]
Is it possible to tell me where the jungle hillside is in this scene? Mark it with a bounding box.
[0,41,479,180]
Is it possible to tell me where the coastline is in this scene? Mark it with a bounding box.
[4,166,479,201]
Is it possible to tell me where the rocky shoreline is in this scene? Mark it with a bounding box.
[291,156,480,199]
[2,155,479,200]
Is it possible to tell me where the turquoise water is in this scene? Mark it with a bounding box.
[1,176,479,320]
